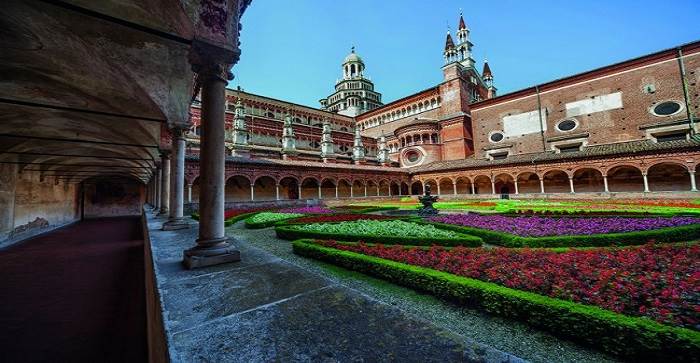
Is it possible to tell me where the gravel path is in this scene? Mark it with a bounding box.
[227,221,619,363]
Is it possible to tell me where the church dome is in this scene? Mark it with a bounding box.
[343,48,363,64]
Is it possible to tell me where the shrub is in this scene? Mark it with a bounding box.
[244,212,303,229]
[292,239,700,361]
[280,214,400,225]
[276,220,482,247]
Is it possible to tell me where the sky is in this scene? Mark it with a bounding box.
[232,0,700,108]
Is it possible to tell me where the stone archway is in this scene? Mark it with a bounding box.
[573,168,605,193]
[253,176,276,201]
[279,177,299,200]
[410,181,423,195]
[472,175,491,194]
[400,182,409,195]
[516,172,540,194]
[225,175,250,202]
[337,179,352,198]
[647,163,691,191]
[367,180,379,196]
[300,177,320,199]
[438,178,453,195]
[494,174,515,195]
[378,180,391,197]
[320,179,337,199]
[424,179,438,195]
[390,181,400,196]
[455,177,471,194]
[542,170,569,193]
[352,180,365,197]
[607,165,644,192]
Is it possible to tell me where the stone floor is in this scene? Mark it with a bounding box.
[147,213,523,362]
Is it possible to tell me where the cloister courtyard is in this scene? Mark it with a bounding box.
[2,0,700,362]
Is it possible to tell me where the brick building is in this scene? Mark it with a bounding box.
[179,13,700,206]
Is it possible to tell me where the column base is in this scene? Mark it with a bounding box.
[182,239,241,269]
[162,218,192,231]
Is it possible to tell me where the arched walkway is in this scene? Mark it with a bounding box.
[410,181,423,195]
[320,179,337,199]
[300,178,320,199]
[438,178,453,195]
[279,177,298,200]
[253,176,276,201]
[516,172,540,194]
[647,163,691,191]
[424,179,438,195]
[455,177,471,194]
[352,180,365,197]
[378,180,391,197]
[607,166,644,192]
[337,179,352,198]
[573,168,604,193]
[225,175,250,202]
[493,174,515,195]
[542,170,569,193]
[400,182,409,195]
[390,181,400,196]
[367,180,379,196]
[473,175,491,194]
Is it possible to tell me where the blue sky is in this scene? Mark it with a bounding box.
[232,0,700,108]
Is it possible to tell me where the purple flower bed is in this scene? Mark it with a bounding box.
[428,214,700,237]
[278,206,335,214]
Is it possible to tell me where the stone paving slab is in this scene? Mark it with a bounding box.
[147,214,524,362]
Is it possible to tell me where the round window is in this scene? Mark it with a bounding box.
[489,132,504,143]
[556,119,577,132]
[406,151,420,162]
[653,101,682,116]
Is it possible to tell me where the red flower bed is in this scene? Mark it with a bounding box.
[289,214,397,224]
[317,240,700,329]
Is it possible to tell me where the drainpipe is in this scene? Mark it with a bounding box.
[535,85,547,151]
[677,47,695,137]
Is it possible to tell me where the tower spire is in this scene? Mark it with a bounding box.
[352,126,366,164]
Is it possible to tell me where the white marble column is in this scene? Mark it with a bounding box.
[491,180,496,195]
[154,169,161,212]
[643,173,650,192]
[318,184,322,199]
[163,127,189,230]
[298,184,302,199]
[437,184,441,195]
[364,184,368,197]
[276,184,280,200]
[569,177,575,194]
[453,182,457,195]
[514,180,519,194]
[335,185,339,199]
[690,171,697,191]
[159,153,170,215]
[250,184,255,201]
[183,62,239,269]
[187,184,193,203]
[539,177,545,194]
[603,175,609,193]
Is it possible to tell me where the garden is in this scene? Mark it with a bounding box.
[207,199,700,360]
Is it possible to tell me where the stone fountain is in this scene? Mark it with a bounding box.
[418,184,439,216]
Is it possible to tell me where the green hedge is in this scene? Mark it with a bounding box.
[192,212,257,226]
[292,239,700,361]
[244,213,302,229]
[275,224,482,247]
[427,221,700,248]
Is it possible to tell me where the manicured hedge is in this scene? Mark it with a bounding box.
[192,212,258,226]
[292,239,700,361]
[426,221,700,248]
[275,224,482,247]
[244,212,303,229]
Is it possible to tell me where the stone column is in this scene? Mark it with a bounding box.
[364,184,368,197]
[276,184,280,200]
[298,184,302,199]
[539,177,545,194]
[569,177,575,194]
[187,184,193,203]
[491,180,496,195]
[159,152,170,215]
[163,127,190,230]
[642,173,650,192]
[470,183,475,195]
[183,61,240,269]
[250,184,254,201]
[318,184,322,199]
[514,180,519,195]
[690,171,697,192]
[376,185,380,196]
[152,168,159,211]
[453,182,457,195]
[335,185,339,199]
[603,175,609,193]
[437,184,441,195]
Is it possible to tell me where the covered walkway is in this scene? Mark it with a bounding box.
[0,217,147,362]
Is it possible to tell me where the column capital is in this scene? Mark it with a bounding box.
[188,39,239,82]
[170,125,189,139]
[159,150,171,159]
